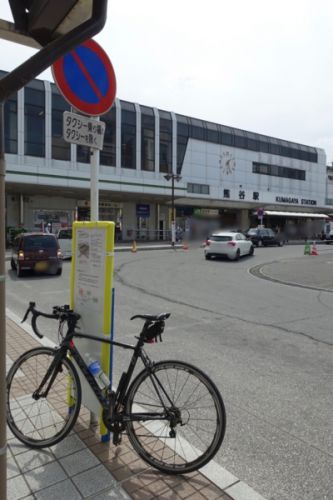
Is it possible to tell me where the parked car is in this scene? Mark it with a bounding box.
[204,231,254,261]
[246,227,283,247]
[11,233,63,277]
[56,228,72,259]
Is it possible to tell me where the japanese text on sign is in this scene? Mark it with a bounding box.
[63,111,106,150]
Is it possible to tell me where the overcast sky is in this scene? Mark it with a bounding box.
[1,0,333,163]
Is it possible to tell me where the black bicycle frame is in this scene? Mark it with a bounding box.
[65,331,173,422]
[35,326,175,424]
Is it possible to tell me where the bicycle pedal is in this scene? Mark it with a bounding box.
[112,433,122,446]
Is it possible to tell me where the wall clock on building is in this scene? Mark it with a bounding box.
[219,151,236,175]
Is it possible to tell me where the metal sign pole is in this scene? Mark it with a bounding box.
[89,120,99,426]
[90,147,100,221]
[0,101,7,500]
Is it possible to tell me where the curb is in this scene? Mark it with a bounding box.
[6,307,267,500]
[5,244,184,261]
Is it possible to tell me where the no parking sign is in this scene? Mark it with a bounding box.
[52,39,116,116]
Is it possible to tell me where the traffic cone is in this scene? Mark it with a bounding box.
[304,241,311,255]
[131,240,137,253]
[311,241,318,256]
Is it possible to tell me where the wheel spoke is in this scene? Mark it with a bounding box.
[126,361,225,474]
[7,348,81,448]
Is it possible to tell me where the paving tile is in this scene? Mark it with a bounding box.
[92,486,131,499]
[173,480,198,498]
[15,448,55,473]
[51,434,86,458]
[153,490,182,500]
[72,464,116,497]
[200,482,227,500]
[24,461,67,492]
[7,475,31,500]
[7,456,20,479]
[59,448,100,476]
[34,479,82,500]
[8,437,30,456]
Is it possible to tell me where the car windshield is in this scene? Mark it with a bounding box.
[23,235,57,249]
[247,229,258,235]
[58,229,72,239]
[210,235,232,241]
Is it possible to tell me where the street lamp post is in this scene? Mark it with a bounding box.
[164,173,181,247]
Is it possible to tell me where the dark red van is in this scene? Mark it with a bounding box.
[11,233,63,277]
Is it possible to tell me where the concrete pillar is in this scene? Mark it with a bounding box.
[237,209,250,231]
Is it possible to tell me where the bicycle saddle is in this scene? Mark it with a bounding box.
[130,313,170,321]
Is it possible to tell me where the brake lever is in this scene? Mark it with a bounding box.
[21,301,35,323]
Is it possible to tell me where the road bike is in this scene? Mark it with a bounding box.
[6,302,226,474]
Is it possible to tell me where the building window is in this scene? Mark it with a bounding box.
[176,115,189,174]
[223,189,230,198]
[141,106,155,171]
[121,101,136,169]
[187,183,210,195]
[327,166,333,183]
[4,93,17,154]
[24,83,45,157]
[51,85,70,161]
[160,111,172,174]
[253,162,306,180]
[101,105,116,166]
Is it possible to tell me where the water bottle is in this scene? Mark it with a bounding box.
[85,354,110,390]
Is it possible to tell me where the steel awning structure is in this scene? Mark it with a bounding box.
[263,211,329,219]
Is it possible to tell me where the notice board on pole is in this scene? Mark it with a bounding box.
[69,221,115,430]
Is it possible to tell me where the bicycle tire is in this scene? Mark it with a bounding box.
[125,360,226,474]
[7,347,82,448]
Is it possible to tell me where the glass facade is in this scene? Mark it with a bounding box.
[51,84,70,161]
[141,105,155,171]
[4,93,18,154]
[24,80,45,157]
[253,162,306,180]
[77,145,90,163]
[159,110,172,173]
[187,183,210,194]
[121,101,136,169]
[176,114,318,171]
[177,115,189,174]
[100,105,116,166]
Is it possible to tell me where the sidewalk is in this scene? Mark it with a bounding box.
[5,315,266,500]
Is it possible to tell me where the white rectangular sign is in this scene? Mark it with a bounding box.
[63,111,105,149]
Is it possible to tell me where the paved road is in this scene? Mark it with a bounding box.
[5,245,333,500]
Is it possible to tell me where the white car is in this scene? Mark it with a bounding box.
[56,228,72,259]
[204,231,254,261]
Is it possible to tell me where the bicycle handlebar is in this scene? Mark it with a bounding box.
[21,302,80,339]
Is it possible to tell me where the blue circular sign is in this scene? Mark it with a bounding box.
[52,39,116,116]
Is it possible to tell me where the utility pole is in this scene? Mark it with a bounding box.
[0,101,6,500]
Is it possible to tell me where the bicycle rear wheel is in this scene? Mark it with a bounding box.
[125,360,226,474]
[7,347,81,448]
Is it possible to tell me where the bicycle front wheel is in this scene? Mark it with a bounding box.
[7,347,81,448]
[125,360,226,474]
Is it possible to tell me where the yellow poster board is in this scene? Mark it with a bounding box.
[69,221,114,436]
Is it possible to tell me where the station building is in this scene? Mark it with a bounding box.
[2,69,332,241]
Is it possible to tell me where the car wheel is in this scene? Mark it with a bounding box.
[278,241,284,247]
[11,258,16,270]
[234,249,241,261]
[56,267,62,276]
[249,245,254,256]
